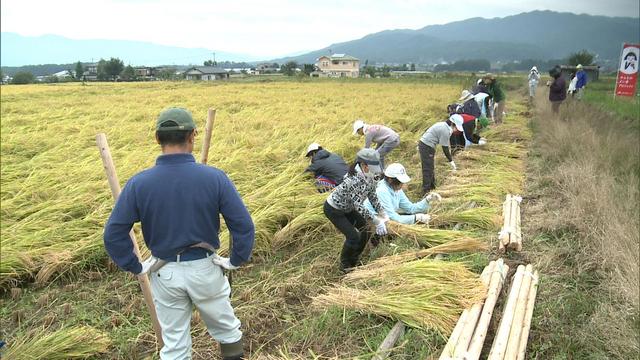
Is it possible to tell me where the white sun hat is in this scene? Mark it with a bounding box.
[449,114,464,132]
[384,163,411,183]
[352,119,365,135]
[305,142,320,157]
[459,89,474,102]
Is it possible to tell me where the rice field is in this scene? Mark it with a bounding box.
[1,78,529,359]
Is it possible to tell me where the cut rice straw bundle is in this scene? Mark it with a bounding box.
[3,326,111,360]
[386,221,484,248]
[430,207,501,231]
[314,259,486,333]
[360,238,488,270]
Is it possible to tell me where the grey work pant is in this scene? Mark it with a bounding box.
[418,141,436,194]
[376,137,400,169]
[150,256,242,359]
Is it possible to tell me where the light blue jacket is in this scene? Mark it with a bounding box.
[364,180,429,224]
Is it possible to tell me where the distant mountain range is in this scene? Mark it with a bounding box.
[1,11,638,69]
[0,32,258,67]
[272,11,639,64]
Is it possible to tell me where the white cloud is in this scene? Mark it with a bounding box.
[1,0,638,58]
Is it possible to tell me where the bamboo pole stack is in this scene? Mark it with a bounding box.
[439,259,509,360]
[498,194,523,252]
[487,264,540,360]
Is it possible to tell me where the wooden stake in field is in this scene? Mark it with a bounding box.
[96,133,163,348]
[200,108,216,164]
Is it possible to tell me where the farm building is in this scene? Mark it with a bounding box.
[313,54,360,78]
[82,62,98,81]
[134,66,157,80]
[184,66,230,81]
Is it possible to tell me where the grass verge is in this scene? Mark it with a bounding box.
[523,86,639,359]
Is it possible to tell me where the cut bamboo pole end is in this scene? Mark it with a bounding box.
[452,261,496,357]
[465,259,509,360]
[516,270,539,359]
[487,264,526,360]
[504,264,534,359]
[440,309,469,359]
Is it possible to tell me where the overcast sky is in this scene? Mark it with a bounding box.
[2,0,638,58]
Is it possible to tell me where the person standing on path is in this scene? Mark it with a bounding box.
[353,119,400,169]
[418,114,463,194]
[548,66,567,115]
[323,148,388,272]
[104,107,255,360]
[528,66,541,100]
[575,64,588,100]
[482,74,507,124]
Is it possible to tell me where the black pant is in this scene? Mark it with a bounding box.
[323,201,370,251]
[418,141,436,194]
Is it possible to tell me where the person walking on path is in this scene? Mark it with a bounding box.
[528,66,541,99]
[104,107,255,360]
[324,148,388,272]
[575,64,588,100]
[364,163,441,225]
[548,66,567,115]
[304,142,349,193]
[353,119,400,169]
[482,74,507,124]
[418,114,463,194]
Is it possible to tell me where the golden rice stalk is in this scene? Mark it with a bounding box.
[3,326,111,359]
[313,259,486,333]
[430,207,501,230]
[386,221,483,248]
[360,238,488,270]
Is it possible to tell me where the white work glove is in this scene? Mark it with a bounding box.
[425,192,442,202]
[375,222,388,236]
[212,254,240,270]
[137,257,157,275]
[478,138,487,146]
[449,161,457,171]
[414,213,431,224]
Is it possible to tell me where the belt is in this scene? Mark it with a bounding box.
[160,247,215,262]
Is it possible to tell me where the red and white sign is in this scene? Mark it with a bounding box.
[615,43,639,97]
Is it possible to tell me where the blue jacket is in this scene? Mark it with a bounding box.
[364,180,429,224]
[576,70,587,89]
[103,153,255,273]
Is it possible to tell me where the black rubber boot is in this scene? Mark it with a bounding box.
[339,244,360,272]
[220,338,244,360]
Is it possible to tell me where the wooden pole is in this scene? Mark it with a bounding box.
[499,195,512,251]
[372,321,406,360]
[96,133,164,348]
[505,264,534,358]
[439,309,469,359]
[516,270,539,359]
[453,261,496,356]
[200,108,216,165]
[488,265,525,360]
[465,260,509,360]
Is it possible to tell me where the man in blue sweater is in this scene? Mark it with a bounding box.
[104,107,255,360]
[575,64,588,100]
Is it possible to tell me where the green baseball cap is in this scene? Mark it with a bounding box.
[156,107,197,131]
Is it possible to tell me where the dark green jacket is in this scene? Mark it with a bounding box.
[487,81,506,103]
